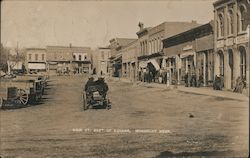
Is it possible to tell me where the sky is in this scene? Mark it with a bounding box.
[1,0,216,49]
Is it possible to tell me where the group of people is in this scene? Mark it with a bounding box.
[184,73,204,87]
[139,69,171,84]
[213,75,224,90]
[233,76,246,93]
[85,77,109,98]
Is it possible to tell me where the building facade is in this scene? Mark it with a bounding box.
[46,44,92,74]
[92,47,111,76]
[213,0,249,93]
[137,21,200,82]
[26,48,47,72]
[163,22,214,86]
[108,38,136,77]
[121,39,139,81]
[72,47,92,74]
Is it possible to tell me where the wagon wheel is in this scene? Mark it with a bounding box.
[83,92,88,111]
[0,97,3,109]
[17,89,29,105]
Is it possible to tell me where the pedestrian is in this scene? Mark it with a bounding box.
[158,72,163,84]
[85,77,95,92]
[219,74,224,90]
[198,74,203,87]
[233,76,241,92]
[95,77,109,98]
[163,71,167,84]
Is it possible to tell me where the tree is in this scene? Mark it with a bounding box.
[0,43,9,72]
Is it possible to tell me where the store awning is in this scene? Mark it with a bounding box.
[148,59,160,71]
[47,61,58,65]
[112,54,122,62]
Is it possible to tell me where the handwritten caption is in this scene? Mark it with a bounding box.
[72,128,171,134]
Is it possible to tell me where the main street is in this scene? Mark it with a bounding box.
[0,75,248,158]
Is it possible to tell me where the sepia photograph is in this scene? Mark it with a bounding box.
[0,0,249,157]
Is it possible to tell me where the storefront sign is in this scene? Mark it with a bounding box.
[182,45,193,51]
[139,61,147,68]
[216,40,224,48]
[28,63,46,70]
[236,34,249,44]
[226,37,234,46]
[180,51,194,58]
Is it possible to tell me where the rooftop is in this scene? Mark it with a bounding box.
[26,48,46,50]
[46,45,91,50]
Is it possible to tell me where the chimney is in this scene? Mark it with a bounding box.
[191,20,197,24]
[138,22,144,30]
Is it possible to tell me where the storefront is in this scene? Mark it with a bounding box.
[163,21,214,86]
[137,53,162,82]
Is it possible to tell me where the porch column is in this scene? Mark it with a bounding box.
[203,52,207,86]
[185,57,188,73]
[224,51,230,89]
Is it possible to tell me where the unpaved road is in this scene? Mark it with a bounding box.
[0,75,248,157]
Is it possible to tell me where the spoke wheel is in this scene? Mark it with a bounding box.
[17,89,29,105]
[0,97,3,108]
[83,93,88,111]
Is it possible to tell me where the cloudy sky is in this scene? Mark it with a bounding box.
[1,0,216,49]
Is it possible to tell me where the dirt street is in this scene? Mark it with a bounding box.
[0,75,248,158]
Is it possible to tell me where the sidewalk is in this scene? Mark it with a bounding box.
[108,77,249,102]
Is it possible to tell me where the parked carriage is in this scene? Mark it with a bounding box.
[0,77,45,108]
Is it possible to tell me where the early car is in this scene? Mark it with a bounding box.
[82,85,111,110]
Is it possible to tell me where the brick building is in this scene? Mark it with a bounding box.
[121,39,139,81]
[137,21,200,82]
[163,21,214,86]
[46,44,92,74]
[26,48,47,72]
[92,47,111,76]
[108,38,136,77]
[213,0,249,93]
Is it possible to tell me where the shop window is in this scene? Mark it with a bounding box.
[239,46,246,79]
[218,52,224,76]
[35,54,38,61]
[28,54,32,60]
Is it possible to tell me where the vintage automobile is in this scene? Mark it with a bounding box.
[82,85,111,110]
[0,77,44,109]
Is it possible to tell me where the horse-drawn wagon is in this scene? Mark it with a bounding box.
[0,77,44,108]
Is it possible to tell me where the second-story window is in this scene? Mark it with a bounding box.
[42,54,45,61]
[84,56,87,60]
[218,13,224,37]
[73,55,76,60]
[79,55,82,61]
[238,5,246,33]
[101,51,104,60]
[28,54,31,60]
[228,9,234,35]
[35,54,38,61]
